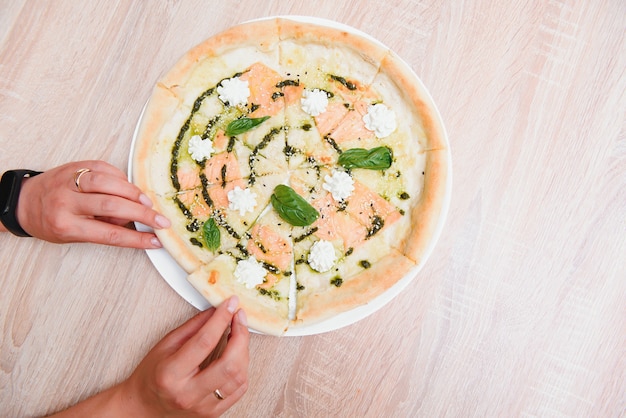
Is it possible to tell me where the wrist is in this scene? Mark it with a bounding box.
[114,375,158,418]
[0,170,42,237]
[16,176,35,236]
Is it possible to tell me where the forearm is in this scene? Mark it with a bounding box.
[46,384,127,418]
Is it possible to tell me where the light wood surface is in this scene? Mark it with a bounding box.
[1,1,624,417]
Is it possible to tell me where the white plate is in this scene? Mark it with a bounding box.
[128,16,452,336]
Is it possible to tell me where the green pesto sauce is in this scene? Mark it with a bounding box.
[261,261,280,275]
[330,277,343,287]
[366,215,384,239]
[258,288,282,301]
[324,135,342,154]
[329,74,357,90]
[276,79,300,88]
[293,227,319,243]
[190,238,203,247]
[186,219,201,233]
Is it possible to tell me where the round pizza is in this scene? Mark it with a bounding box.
[132,17,449,335]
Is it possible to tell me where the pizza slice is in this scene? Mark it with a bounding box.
[286,163,415,327]
[277,18,389,170]
[133,20,291,272]
[187,202,298,336]
[292,243,416,327]
[344,51,448,262]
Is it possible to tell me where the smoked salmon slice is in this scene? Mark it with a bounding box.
[240,62,285,118]
[204,152,243,185]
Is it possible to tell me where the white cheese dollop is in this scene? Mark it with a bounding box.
[187,135,214,162]
[323,169,354,201]
[308,240,337,273]
[362,103,397,138]
[227,186,258,216]
[234,256,267,289]
[217,77,250,106]
[300,88,329,116]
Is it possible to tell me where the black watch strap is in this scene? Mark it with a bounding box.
[0,170,43,237]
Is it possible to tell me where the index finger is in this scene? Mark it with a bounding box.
[69,218,162,249]
[167,296,240,377]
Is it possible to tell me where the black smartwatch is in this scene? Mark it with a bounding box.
[0,170,43,237]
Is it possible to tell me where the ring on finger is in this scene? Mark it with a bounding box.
[73,168,91,192]
[213,389,225,400]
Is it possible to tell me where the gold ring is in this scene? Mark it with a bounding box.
[213,388,225,400]
[73,168,91,192]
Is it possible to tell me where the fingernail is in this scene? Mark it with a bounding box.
[227,295,239,313]
[155,214,171,229]
[237,309,248,326]
[150,237,162,248]
[139,193,153,207]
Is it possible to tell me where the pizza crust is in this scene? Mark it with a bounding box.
[403,149,449,263]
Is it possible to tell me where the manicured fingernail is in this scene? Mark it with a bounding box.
[155,214,171,229]
[237,309,248,326]
[151,237,162,248]
[227,295,239,313]
[139,193,153,207]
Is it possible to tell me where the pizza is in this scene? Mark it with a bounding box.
[132,17,449,335]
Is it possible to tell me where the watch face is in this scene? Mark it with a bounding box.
[0,171,18,215]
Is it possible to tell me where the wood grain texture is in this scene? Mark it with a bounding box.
[1,0,624,417]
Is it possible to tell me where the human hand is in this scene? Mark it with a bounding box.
[47,296,250,418]
[119,296,250,417]
[12,160,170,248]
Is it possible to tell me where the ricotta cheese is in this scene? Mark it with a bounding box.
[363,103,397,138]
[323,169,354,201]
[234,256,267,289]
[187,135,214,162]
[217,77,250,106]
[308,240,337,273]
[227,186,258,216]
[300,88,329,116]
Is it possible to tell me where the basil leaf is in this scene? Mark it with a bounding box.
[338,146,392,170]
[271,185,319,226]
[225,116,270,136]
[202,218,220,251]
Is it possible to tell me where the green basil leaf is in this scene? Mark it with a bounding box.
[202,218,220,251]
[271,185,319,227]
[338,146,392,170]
[225,116,270,136]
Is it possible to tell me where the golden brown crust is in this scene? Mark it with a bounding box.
[133,84,208,273]
[403,149,450,263]
[378,51,448,151]
[160,19,281,91]
[277,18,389,68]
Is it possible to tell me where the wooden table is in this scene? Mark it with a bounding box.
[1,1,624,416]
